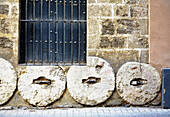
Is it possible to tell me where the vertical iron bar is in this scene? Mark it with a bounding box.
[41,0,43,65]
[37,0,40,64]
[33,0,36,65]
[51,0,53,64]
[78,0,81,65]
[25,0,28,65]
[48,0,51,65]
[56,0,58,65]
[63,0,65,65]
[71,0,73,65]
[85,0,87,63]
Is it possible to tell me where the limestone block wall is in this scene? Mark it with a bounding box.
[0,0,18,67]
[0,0,162,108]
[88,0,149,73]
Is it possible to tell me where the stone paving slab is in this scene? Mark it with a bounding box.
[0,107,170,117]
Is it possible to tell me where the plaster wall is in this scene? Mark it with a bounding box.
[150,0,170,72]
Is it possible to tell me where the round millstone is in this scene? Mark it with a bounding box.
[0,58,17,105]
[18,66,66,106]
[117,62,161,105]
[67,57,115,105]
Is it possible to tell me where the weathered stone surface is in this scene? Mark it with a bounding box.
[18,66,66,106]
[0,37,13,49]
[99,36,127,49]
[0,58,17,105]
[97,0,122,3]
[96,50,139,73]
[138,19,148,35]
[100,91,124,106]
[117,62,161,105]
[0,49,13,60]
[117,27,132,34]
[99,37,110,48]
[125,0,148,4]
[88,0,96,3]
[67,57,115,105]
[0,0,19,2]
[102,19,115,35]
[88,18,100,35]
[88,35,100,49]
[88,5,112,17]
[128,36,148,48]
[115,5,129,17]
[151,93,161,106]
[117,19,139,27]
[0,5,9,15]
[131,6,148,17]
[11,5,19,17]
[0,18,18,34]
[110,37,126,48]
[116,19,148,35]
[116,19,139,34]
[88,49,98,56]
[140,50,149,63]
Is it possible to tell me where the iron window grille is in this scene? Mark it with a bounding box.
[19,0,87,65]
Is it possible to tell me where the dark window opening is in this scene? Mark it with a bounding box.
[19,0,87,65]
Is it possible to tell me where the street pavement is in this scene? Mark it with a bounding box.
[0,107,170,117]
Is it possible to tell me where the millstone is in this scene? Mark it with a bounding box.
[117,62,161,105]
[67,57,115,105]
[0,58,17,105]
[18,66,66,106]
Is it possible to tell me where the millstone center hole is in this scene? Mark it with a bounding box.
[82,77,101,84]
[33,76,52,85]
[130,78,147,86]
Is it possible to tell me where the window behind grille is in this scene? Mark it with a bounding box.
[19,0,87,65]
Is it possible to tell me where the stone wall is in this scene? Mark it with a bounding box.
[88,0,149,73]
[0,0,18,67]
[0,0,161,108]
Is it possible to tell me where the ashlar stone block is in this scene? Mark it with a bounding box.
[128,36,148,48]
[140,50,149,63]
[88,35,100,49]
[96,50,139,73]
[0,5,9,15]
[88,0,96,3]
[11,5,19,17]
[0,18,18,35]
[99,36,127,49]
[124,0,148,5]
[99,37,110,48]
[115,5,129,17]
[88,18,100,35]
[0,37,13,49]
[116,19,148,35]
[131,6,148,17]
[101,19,115,35]
[110,37,126,48]
[88,5,112,17]
[97,0,122,3]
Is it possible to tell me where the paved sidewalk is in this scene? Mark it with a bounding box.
[0,107,170,117]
